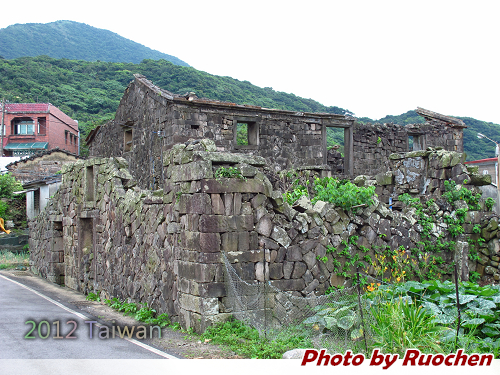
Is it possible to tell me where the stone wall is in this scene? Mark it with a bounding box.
[29,140,499,332]
[352,123,408,177]
[87,76,466,190]
[87,75,354,190]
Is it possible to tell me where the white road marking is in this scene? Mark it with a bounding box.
[0,273,179,359]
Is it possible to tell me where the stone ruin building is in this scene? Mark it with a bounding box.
[29,74,500,331]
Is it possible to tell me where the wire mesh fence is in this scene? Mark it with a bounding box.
[222,253,376,354]
[222,252,482,356]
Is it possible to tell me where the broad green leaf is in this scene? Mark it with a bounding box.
[303,316,321,324]
[447,293,477,304]
[325,316,338,330]
[406,281,426,291]
[473,298,496,309]
[317,308,336,316]
[351,328,363,341]
[337,315,356,330]
[492,295,500,303]
[421,301,441,316]
[434,314,456,324]
[481,327,500,337]
[462,317,486,327]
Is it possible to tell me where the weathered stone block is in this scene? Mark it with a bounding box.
[199,215,228,232]
[292,261,307,278]
[269,263,284,280]
[251,193,267,208]
[170,161,213,182]
[470,173,491,186]
[201,179,265,194]
[255,215,273,237]
[221,232,239,252]
[303,279,320,294]
[224,193,234,216]
[177,261,222,283]
[375,171,393,185]
[303,251,317,270]
[269,279,305,291]
[259,237,280,250]
[271,226,291,247]
[238,232,250,251]
[179,193,212,214]
[487,239,500,256]
[193,151,266,166]
[286,245,302,261]
[199,232,221,253]
[211,194,225,215]
[179,293,219,315]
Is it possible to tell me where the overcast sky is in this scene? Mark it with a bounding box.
[1,0,499,124]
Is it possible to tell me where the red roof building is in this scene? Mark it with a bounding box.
[1,103,79,157]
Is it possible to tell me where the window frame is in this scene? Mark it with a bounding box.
[233,117,260,150]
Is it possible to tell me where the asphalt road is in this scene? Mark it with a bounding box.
[0,272,177,360]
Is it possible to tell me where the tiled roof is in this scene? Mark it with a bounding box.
[5,103,50,113]
[465,158,497,164]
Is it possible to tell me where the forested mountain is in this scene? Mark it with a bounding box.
[0,55,497,161]
[0,21,189,66]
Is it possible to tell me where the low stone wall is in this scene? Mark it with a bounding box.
[29,140,499,332]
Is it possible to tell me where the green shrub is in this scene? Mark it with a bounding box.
[214,166,245,180]
[485,197,496,211]
[0,201,7,218]
[312,177,376,212]
[0,173,23,199]
[283,180,309,205]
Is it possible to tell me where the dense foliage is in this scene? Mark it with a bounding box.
[282,175,376,213]
[0,21,189,66]
[312,177,376,212]
[367,280,500,356]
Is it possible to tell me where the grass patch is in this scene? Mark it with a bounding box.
[0,250,29,270]
[90,295,171,327]
[370,298,447,355]
[201,318,313,359]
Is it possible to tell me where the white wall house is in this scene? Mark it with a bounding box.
[24,177,61,220]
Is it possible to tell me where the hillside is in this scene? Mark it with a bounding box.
[0,55,497,161]
[0,21,189,66]
[0,56,351,139]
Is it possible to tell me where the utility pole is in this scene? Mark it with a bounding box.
[0,99,5,157]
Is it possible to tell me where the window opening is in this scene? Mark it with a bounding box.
[236,122,248,145]
[34,189,40,216]
[38,117,46,135]
[235,119,259,148]
[86,166,94,201]
[12,118,34,135]
[124,129,133,152]
[408,135,414,151]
